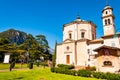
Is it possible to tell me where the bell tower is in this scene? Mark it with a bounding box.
[102,5,115,35]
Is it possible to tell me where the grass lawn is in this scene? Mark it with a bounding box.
[0,63,28,70]
[0,67,99,80]
[0,63,99,80]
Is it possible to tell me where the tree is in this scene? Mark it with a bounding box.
[52,41,57,67]
[35,35,49,47]
[0,38,10,62]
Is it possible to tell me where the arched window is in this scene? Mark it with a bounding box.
[103,61,112,66]
[108,19,111,24]
[106,11,108,14]
[105,19,107,25]
[69,33,72,39]
[81,32,85,38]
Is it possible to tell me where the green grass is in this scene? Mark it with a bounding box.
[0,67,98,80]
[0,63,28,70]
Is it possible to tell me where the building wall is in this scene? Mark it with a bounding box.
[77,24,96,40]
[63,24,75,41]
[88,43,103,66]
[76,41,88,66]
[103,25,115,35]
[63,23,96,41]
[104,37,120,48]
[56,41,75,65]
[96,49,120,73]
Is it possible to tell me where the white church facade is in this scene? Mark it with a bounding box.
[56,5,120,73]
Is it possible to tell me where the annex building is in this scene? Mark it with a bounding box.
[56,4,120,73]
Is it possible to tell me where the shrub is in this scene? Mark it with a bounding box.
[39,62,48,67]
[10,61,15,68]
[65,69,77,76]
[89,66,96,71]
[92,72,105,79]
[77,69,92,77]
[92,72,120,80]
[9,61,15,71]
[51,67,56,72]
[57,64,74,69]
[36,62,39,67]
[28,62,33,69]
[50,67,77,76]
[105,72,120,80]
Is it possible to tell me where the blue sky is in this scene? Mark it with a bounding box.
[0,0,120,49]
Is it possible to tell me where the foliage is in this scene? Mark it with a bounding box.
[0,29,51,65]
[77,69,92,77]
[36,62,39,67]
[89,66,96,71]
[0,38,10,45]
[93,72,120,80]
[35,35,49,47]
[57,64,74,69]
[28,62,33,69]
[92,72,105,79]
[52,41,57,67]
[50,67,55,72]
[51,67,77,76]
[10,61,15,69]
[39,62,48,67]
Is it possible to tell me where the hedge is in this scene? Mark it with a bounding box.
[77,69,92,77]
[51,67,120,80]
[93,72,120,80]
[57,64,74,69]
[50,67,77,76]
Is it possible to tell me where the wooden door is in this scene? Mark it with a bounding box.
[66,55,70,64]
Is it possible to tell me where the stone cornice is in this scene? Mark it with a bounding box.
[88,38,103,44]
[102,14,115,19]
[63,20,96,31]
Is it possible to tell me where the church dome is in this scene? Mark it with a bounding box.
[102,5,113,12]
[104,5,112,10]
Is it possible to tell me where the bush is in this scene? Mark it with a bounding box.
[92,72,120,80]
[10,61,15,68]
[9,61,15,71]
[51,67,55,72]
[36,62,39,67]
[77,69,92,77]
[92,72,105,79]
[105,72,120,80]
[39,62,48,67]
[57,64,74,69]
[28,62,33,69]
[65,69,77,76]
[89,66,96,71]
[51,66,120,80]
[50,67,77,76]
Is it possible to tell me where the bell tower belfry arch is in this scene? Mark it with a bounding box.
[102,4,115,35]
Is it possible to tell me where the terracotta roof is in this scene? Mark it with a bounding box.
[94,45,120,52]
[102,33,120,38]
[89,38,103,44]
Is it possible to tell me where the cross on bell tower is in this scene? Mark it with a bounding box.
[106,0,108,6]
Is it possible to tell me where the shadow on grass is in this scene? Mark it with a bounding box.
[14,77,24,79]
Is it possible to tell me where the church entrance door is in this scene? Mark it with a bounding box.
[66,55,70,64]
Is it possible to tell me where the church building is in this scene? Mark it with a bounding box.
[56,4,120,73]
